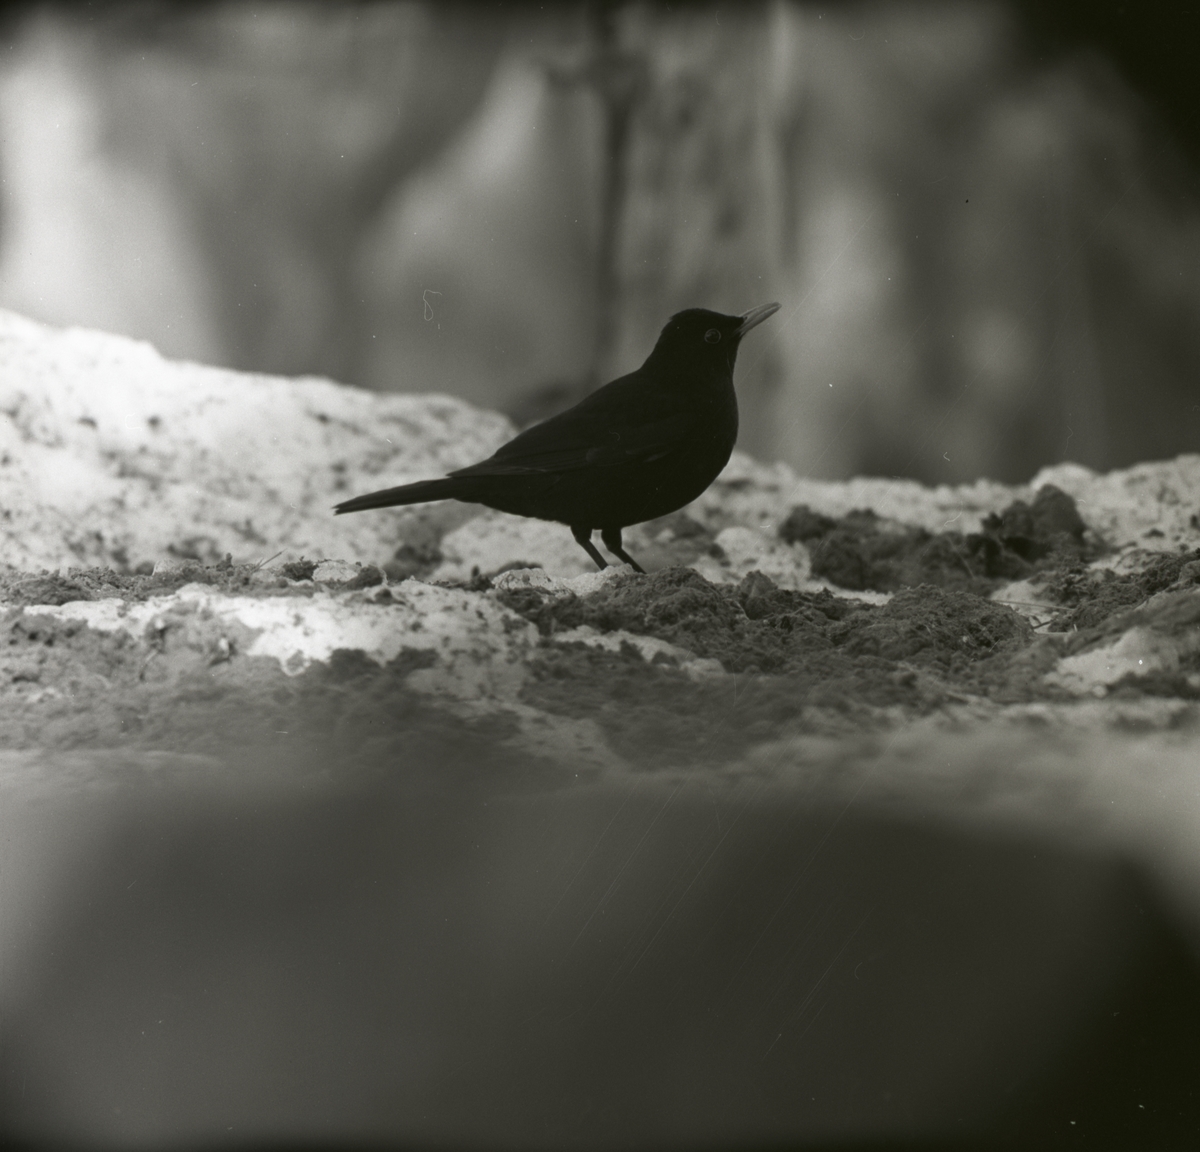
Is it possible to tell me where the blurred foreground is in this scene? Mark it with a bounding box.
[3,744,1199,1149]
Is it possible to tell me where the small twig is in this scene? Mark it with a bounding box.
[252,550,284,573]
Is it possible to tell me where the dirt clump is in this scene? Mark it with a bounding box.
[4,573,100,606]
[508,567,1039,766]
[0,556,323,606]
[0,602,541,786]
[501,566,1030,678]
[1040,548,1200,631]
[280,558,319,582]
[780,484,1094,595]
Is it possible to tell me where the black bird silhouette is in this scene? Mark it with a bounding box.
[334,303,781,572]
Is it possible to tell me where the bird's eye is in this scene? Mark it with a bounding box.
[704,329,721,343]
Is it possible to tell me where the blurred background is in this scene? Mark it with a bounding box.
[0,0,1197,485]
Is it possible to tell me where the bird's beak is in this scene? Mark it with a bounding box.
[736,302,781,337]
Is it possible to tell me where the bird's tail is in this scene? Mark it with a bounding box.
[333,477,465,515]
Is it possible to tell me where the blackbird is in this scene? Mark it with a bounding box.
[334,302,781,572]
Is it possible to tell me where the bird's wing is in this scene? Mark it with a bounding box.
[449,413,691,478]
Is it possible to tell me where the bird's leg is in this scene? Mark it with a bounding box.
[571,525,609,571]
[601,527,646,574]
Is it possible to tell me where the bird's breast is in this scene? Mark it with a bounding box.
[644,383,738,507]
[690,381,738,454]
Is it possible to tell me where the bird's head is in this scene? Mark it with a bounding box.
[647,303,781,378]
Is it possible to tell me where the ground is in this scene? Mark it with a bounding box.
[4,309,1200,1146]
